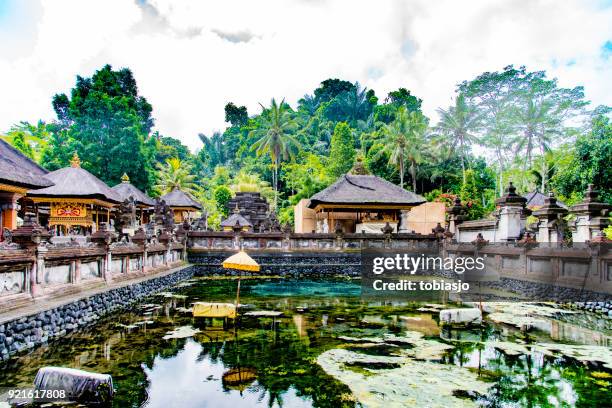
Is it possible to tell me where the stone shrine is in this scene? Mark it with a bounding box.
[225,192,270,231]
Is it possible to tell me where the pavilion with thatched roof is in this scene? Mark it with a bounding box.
[27,153,121,234]
[303,159,425,233]
[0,139,52,231]
[160,188,202,223]
[220,205,253,232]
[112,173,155,224]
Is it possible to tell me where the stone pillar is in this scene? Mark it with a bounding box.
[10,212,50,298]
[74,259,81,283]
[132,227,148,273]
[91,222,116,283]
[570,184,612,243]
[445,197,467,242]
[0,192,21,231]
[532,192,568,244]
[31,244,47,298]
[495,182,527,242]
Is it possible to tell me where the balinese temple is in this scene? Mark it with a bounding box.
[296,159,426,233]
[225,192,270,231]
[159,188,202,223]
[112,173,155,224]
[26,153,122,235]
[220,204,253,232]
[524,190,567,210]
[0,139,52,231]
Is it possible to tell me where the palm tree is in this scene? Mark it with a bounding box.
[250,98,300,208]
[404,112,428,192]
[435,94,480,182]
[154,158,196,195]
[377,107,428,191]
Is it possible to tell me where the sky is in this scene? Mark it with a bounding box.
[0,0,611,150]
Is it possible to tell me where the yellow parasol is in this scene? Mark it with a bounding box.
[222,251,261,272]
[222,251,260,317]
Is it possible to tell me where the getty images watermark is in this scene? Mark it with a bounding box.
[360,245,608,302]
[369,252,485,293]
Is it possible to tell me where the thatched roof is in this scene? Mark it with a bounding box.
[220,212,252,228]
[308,174,425,209]
[160,188,202,210]
[0,139,52,189]
[112,174,155,206]
[27,154,121,203]
[524,190,567,209]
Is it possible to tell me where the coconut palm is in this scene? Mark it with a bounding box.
[154,158,196,195]
[435,94,481,182]
[250,98,300,208]
[377,107,428,191]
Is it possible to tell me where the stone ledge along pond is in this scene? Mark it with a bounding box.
[0,277,611,408]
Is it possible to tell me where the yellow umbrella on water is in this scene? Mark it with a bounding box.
[222,251,260,315]
[222,251,260,272]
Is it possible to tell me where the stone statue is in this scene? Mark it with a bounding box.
[161,200,174,230]
[154,198,164,226]
[117,196,137,231]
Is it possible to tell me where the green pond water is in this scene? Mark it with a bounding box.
[0,277,611,408]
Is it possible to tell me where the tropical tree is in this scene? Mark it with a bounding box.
[377,107,428,191]
[213,185,233,217]
[229,171,275,206]
[250,98,300,208]
[9,131,34,159]
[154,158,196,195]
[327,122,355,178]
[435,93,480,182]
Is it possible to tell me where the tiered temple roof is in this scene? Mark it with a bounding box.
[27,153,121,205]
[225,192,270,231]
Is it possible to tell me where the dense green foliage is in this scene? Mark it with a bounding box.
[5,65,610,225]
[328,122,355,178]
[42,65,157,191]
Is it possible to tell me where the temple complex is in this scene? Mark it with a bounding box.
[160,188,202,223]
[26,153,122,235]
[0,139,52,232]
[296,161,426,233]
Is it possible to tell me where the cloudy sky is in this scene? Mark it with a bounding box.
[0,0,611,150]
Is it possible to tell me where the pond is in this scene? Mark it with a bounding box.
[0,277,611,407]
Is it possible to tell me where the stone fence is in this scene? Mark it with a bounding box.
[187,230,440,251]
[449,184,611,245]
[0,217,186,312]
[444,241,612,299]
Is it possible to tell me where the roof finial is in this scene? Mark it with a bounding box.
[70,152,81,168]
[121,172,130,183]
[350,155,369,175]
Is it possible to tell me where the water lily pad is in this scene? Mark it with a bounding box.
[162,326,200,340]
[318,348,491,407]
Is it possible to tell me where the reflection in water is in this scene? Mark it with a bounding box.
[0,278,610,408]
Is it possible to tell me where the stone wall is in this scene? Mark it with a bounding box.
[0,265,194,361]
[189,250,361,277]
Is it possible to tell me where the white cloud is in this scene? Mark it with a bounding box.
[0,0,610,150]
